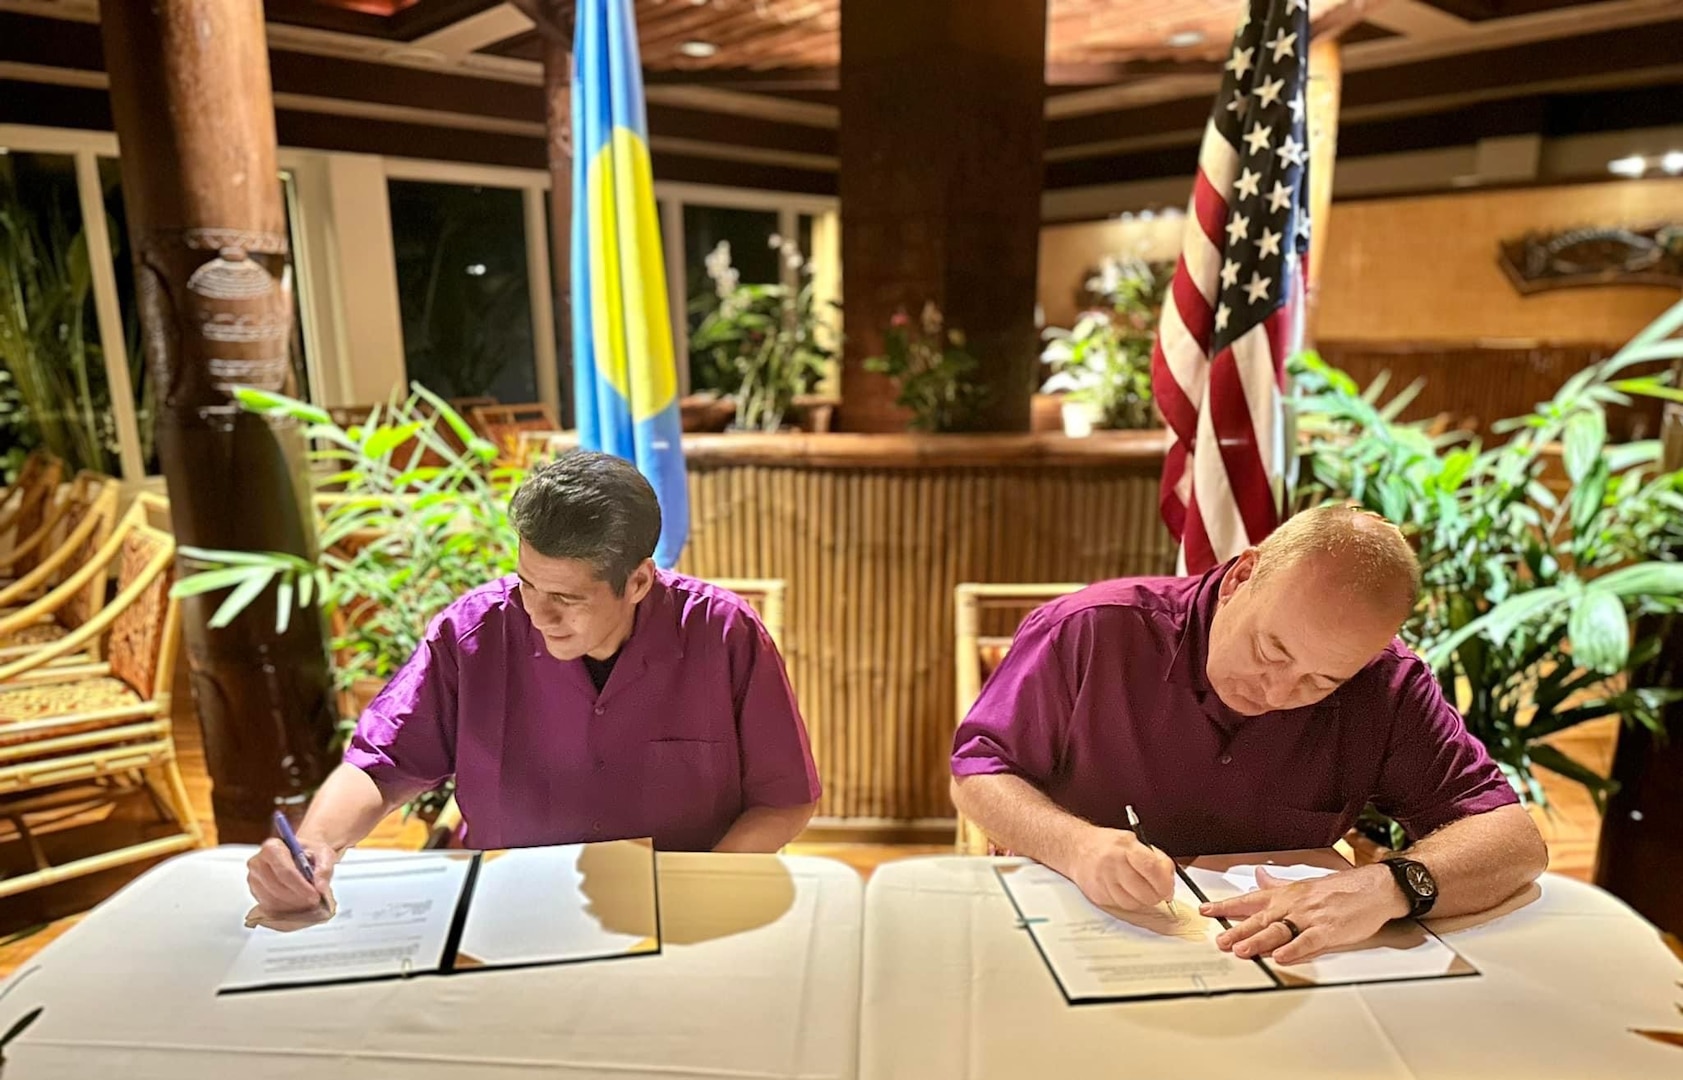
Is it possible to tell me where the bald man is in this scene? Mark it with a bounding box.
[951,504,1547,965]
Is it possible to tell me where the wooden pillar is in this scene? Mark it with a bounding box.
[543,29,576,429]
[839,0,1048,432]
[1304,36,1342,342]
[513,0,577,427]
[100,0,338,842]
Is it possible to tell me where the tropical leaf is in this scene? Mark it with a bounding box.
[1566,590,1629,674]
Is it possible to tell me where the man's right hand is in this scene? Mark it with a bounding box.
[1068,827,1177,912]
[246,836,339,916]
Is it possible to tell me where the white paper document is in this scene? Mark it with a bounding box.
[1182,852,1476,988]
[996,864,1277,1002]
[456,843,659,969]
[222,853,472,992]
[221,840,661,994]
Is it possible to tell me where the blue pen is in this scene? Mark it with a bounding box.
[272,810,330,912]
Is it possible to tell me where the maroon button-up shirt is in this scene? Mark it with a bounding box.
[952,563,1516,854]
[345,571,821,851]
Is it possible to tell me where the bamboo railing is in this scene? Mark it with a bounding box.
[677,431,1174,826]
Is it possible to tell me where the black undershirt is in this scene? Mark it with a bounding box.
[583,650,621,694]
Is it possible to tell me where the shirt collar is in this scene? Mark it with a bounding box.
[617,570,685,668]
[1165,558,1236,692]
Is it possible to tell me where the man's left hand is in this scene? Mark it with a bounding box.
[1200,864,1409,965]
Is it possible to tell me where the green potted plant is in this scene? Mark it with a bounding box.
[1291,298,1683,846]
[687,238,835,433]
[863,301,990,433]
[1039,256,1169,437]
[172,383,517,823]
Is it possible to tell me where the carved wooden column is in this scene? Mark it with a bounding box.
[839,0,1048,432]
[101,0,337,841]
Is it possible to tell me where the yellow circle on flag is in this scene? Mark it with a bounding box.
[587,128,678,422]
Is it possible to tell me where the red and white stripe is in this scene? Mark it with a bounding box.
[1152,123,1301,574]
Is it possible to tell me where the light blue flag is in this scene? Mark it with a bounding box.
[572,0,689,568]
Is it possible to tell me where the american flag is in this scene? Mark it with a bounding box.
[1151,0,1310,574]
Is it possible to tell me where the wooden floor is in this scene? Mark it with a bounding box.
[0,670,1618,980]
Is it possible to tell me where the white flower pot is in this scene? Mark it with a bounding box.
[1061,400,1102,439]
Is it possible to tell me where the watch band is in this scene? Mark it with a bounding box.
[1382,856,1437,919]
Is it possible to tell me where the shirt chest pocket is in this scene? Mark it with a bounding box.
[641,738,737,829]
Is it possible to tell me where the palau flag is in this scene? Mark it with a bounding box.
[572,0,689,568]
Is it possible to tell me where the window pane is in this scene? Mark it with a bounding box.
[98,159,311,475]
[0,151,118,476]
[389,180,537,405]
[798,214,814,265]
[683,205,780,393]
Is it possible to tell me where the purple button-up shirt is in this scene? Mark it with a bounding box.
[953,563,1517,855]
[345,571,821,851]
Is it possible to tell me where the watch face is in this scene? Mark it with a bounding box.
[1405,863,1436,897]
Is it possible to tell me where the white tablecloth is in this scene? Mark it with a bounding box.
[1,846,863,1080]
[859,858,1683,1080]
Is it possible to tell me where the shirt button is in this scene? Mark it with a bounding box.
[1220,754,1233,765]
[593,761,604,772]
[593,705,605,716]
[592,821,603,831]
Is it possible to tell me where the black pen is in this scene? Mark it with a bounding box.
[1126,804,1178,919]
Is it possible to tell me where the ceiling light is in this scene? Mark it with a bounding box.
[1166,31,1205,48]
[679,41,718,59]
[1608,155,1646,178]
[1662,151,1683,175]
[466,263,487,277]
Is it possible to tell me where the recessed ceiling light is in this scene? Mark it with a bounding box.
[466,263,487,277]
[1166,30,1205,48]
[679,41,718,59]
[1662,151,1683,174]
[1608,155,1647,178]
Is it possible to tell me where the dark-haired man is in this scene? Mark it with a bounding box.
[248,450,821,916]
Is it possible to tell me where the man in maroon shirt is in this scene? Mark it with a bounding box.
[952,504,1547,965]
[248,451,821,917]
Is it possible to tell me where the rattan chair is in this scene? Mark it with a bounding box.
[0,474,122,665]
[0,450,65,579]
[0,500,202,898]
[0,472,119,621]
[469,403,562,463]
[421,577,788,850]
[952,582,1085,855]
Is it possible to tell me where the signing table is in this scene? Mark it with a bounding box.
[860,857,1683,1080]
[0,847,862,1080]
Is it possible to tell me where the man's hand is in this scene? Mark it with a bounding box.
[1068,827,1177,912]
[246,836,340,917]
[1201,864,1408,964]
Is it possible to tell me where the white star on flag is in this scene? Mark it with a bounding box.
[1151,0,1311,578]
[1270,30,1298,64]
[1225,212,1251,246]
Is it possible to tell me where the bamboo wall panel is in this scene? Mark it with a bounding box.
[679,445,1173,821]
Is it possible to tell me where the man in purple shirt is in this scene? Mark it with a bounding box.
[248,451,821,916]
[952,504,1547,965]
